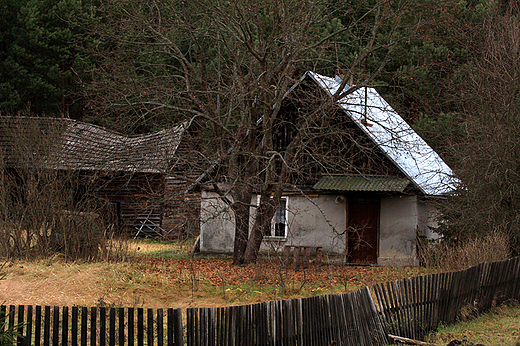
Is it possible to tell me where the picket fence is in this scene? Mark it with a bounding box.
[2,257,520,345]
[373,256,520,340]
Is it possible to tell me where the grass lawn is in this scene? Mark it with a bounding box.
[425,304,520,346]
[0,238,429,309]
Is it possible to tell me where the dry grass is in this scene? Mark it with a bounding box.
[425,303,520,346]
[0,239,429,309]
[419,231,511,272]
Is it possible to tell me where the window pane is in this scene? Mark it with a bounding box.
[273,199,286,237]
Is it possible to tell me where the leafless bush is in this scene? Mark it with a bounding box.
[0,117,126,261]
[419,230,510,271]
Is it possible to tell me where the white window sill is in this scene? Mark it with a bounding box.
[263,236,287,241]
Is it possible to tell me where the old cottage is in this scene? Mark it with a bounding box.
[199,72,459,266]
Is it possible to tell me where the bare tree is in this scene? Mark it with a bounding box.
[432,0,520,254]
[80,0,407,264]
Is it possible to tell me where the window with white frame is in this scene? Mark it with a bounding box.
[257,196,288,238]
[271,197,288,238]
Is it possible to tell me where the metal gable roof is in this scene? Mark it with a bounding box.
[313,175,410,192]
[304,71,459,196]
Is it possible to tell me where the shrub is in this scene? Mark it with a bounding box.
[0,118,124,261]
[419,230,511,271]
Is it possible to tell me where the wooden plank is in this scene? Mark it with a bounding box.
[366,287,390,345]
[205,308,213,346]
[186,309,194,346]
[71,307,78,346]
[137,308,144,346]
[372,283,392,336]
[117,308,125,346]
[316,247,322,271]
[303,247,311,269]
[147,308,154,346]
[350,290,365,345]
[128,307,135,346]
[511,257,520,301]
[401,278,412,339]
[387,281,403,337]
[90,307,97,346]
[35,306,42,346]
[283,246,291,269]
[26,305,33,346]
[8,306,15,337]
[16,305,24,346]
[215,307,222,346]
[0,305,5,331]
[157,309,164,346]
[167,309,174,346]
[295,299,303,346]
[293,247,301,272]
[388,334,435,345]
[51,306,59,346]
[109,308,116,346]
[100,307,106,346]
[174,309,183,346]
[80,307,87,346]
[43,306,50,346]
[411,276,420,339]
[62,306,69,346]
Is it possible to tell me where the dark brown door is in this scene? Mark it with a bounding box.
[347,198,380,264]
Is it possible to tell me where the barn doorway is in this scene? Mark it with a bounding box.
[347,197,380,264]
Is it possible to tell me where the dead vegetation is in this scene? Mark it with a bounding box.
[419,231,511,272]
[0,117,128,261]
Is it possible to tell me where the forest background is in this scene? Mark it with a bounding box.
[1,0,520,262]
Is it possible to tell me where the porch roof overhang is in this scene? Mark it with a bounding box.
[313,175,410,192]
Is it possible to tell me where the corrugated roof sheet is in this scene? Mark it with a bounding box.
[313,175,410,192]
[303,72,460,196]
[0,117,187,174]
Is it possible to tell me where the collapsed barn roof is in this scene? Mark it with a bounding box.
[0,117,187,174]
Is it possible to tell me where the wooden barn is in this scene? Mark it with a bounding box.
[0,116,200,238]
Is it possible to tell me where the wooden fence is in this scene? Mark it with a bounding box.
[185,287,388,346]
[0,306,183,346]
[372,256,520,340]
[2,257,520,345]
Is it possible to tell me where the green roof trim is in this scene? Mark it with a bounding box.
[313,175,410,192]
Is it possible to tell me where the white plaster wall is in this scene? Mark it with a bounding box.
[200,192,347,254]
[201,191,436,266]
[417,200,441,240]
[379,195,419,266]
[199,191,235,253]
[261,195,346,253]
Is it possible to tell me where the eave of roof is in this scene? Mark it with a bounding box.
[313,175,410,192]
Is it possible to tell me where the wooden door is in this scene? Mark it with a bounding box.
[347,198,380,264]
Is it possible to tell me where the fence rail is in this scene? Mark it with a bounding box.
[2,257,520,345]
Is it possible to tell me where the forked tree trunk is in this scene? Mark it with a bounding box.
[243,191,279,264]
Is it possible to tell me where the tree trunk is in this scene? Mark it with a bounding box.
[230,183,253,265]
[232,198,250,265]
[243,210,270,264]
[243,190,280,264]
